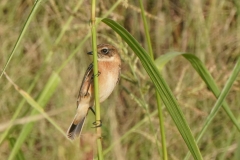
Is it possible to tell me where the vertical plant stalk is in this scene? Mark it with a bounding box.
[91,0,103,159]
[139,1,168,159]
[3,0,121,157]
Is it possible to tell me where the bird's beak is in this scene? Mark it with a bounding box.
[87,51,93,55]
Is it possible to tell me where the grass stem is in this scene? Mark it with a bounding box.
[139,1,168,159]
[91,0,103,159]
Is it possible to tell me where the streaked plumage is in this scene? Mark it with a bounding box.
[67,44,121,140]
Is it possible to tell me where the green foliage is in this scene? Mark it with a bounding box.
[0,1,240,160]
[102,18,202,160]
[7,72,62,160]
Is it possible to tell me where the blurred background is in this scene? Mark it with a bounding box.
[0,0,240,159]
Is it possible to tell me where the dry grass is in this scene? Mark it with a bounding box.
[0,0,240,159]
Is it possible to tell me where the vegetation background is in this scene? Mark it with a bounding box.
[0,0,240,159]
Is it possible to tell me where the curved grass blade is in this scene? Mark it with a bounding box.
[0,0,42,79]
[5,72,62,160]
[154,52,240,159]
[155,52,240,133]
[0,0,86,146]
[139,1,167,158]
[155,52,183,71]
[181,54,240,131]
[9,138,25,160]
[102,18,203,160]
[184,56,240,159]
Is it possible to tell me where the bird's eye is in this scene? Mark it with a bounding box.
[101,48,109,54]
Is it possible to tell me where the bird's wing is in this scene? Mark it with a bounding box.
[77,63,94,107]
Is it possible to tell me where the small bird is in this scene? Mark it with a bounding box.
[67,44,121,140]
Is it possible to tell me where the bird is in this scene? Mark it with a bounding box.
[67,44,121,140]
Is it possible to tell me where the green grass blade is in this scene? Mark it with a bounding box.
[17,82,65,135]
[182,54,240,131]
[182,54,240,129]
[0,64,47,145]
[36,73,61,106]
[2,2,123,158]
[7,72,62,160]
[139,0,165,158]
[195,56,240,141]
[155,52,240,132]
[154,52,240,159]
[155,52,184,71]
[185,56,240,159]
[91,0,104,159]
[0,0,42,79]
[102,18,202,160]
[54,0,84,45]
[0,0,85,146]
[8,138,25,160]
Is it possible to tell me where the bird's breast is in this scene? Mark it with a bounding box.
[98,61,120,102]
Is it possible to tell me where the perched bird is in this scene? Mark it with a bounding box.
[67,44,121,140]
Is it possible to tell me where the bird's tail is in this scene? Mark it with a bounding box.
[67,105,89,140]
[67,116,86,140]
